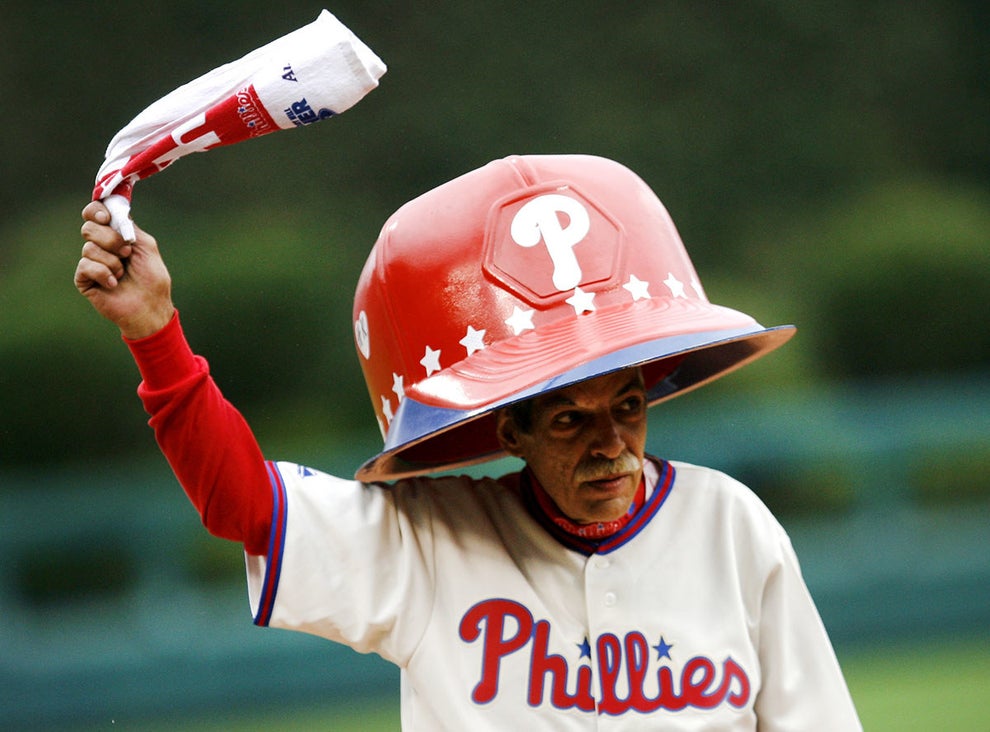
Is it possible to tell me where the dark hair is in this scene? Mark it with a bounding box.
[504,399,535,433]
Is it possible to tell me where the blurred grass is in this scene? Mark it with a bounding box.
[841,635,990,731]
[132,702,403,732]
[80,634,988,731]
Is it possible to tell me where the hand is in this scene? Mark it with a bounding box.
[75,201,175,340]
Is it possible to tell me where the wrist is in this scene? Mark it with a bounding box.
[120,303,176,341]
[125,309,201,390]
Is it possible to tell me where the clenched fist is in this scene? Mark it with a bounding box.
[76,201,175,340]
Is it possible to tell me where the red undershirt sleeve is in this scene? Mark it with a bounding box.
[125,311,273,555]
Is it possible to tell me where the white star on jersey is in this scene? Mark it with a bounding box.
[504,306,536,335]
[380,394,394,424]
[392,373,405,403]
[460,326,486,356]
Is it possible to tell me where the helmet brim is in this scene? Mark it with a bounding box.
[355,321,795,482]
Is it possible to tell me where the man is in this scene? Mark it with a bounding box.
[76,154,861,729]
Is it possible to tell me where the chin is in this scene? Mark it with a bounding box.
[584,501,634,524]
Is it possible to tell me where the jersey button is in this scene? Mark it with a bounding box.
[603,591,617,607]
[593,556,610,570]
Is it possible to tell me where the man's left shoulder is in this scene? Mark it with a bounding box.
[664,460,793,565]
[667,459,749,494]
[667,459,781,523]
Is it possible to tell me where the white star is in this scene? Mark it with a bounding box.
[663,272,686,298]
[421,345,442,377]
[623,274,651,301]
[566,287,596,315]
[504,306,536,335]
[690,276,705,299]
[392,373,405,403]
[380,394,394,424]
[460,325,487,356]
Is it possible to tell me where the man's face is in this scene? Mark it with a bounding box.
[496,369,649,524]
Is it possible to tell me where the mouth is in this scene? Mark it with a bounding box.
[582,472,633,494]
[575,453,642,491]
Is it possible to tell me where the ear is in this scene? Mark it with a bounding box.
[495,409,524,457]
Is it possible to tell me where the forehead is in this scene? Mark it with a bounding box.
[532,368,645,411]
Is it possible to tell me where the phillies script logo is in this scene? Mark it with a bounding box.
[459,599,751,716]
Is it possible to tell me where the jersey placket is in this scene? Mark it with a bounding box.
[582,549,634,723]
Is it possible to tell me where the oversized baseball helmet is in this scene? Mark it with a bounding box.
[352,154,794,481]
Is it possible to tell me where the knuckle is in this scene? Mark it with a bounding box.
[80,220,103,241]
[81,240,108,260]
[74,258,94,283]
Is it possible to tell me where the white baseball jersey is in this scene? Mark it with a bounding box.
[246,458,861,730]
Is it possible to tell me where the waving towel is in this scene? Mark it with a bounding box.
[93,9,386,240]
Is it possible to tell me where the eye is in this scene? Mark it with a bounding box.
[551,410,583,429]
[615,394,646,416]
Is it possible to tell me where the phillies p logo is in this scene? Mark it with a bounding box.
[510,194,591,291]
[484,187,623,305]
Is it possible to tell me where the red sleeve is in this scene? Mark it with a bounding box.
[125,311,273,555]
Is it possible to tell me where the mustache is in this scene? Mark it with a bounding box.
[574,452,643,483]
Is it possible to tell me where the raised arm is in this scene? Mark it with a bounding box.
[76,202,273,555]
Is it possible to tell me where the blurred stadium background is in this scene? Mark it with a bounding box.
[2,1,987,729]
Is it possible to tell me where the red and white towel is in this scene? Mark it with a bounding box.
[93,9,386,240]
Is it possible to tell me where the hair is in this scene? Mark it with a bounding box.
[503,399,535,434]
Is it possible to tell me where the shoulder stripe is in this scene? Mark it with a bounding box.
[253,461,288,626]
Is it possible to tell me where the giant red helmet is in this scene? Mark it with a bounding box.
[353,154,794,481]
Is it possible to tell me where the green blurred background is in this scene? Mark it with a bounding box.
[1,1,987,729]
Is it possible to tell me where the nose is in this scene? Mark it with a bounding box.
[588,412,625,460]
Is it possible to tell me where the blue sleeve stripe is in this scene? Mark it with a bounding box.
[254,461,288,626]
